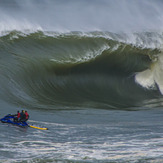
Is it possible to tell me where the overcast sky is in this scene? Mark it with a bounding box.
[0,0,163,32]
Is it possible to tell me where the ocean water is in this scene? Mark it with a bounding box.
[0,0,163,162]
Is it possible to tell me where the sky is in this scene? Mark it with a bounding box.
[0,0,163,32]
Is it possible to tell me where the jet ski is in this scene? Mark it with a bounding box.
[1,114,48,130]
[0,114,28,127]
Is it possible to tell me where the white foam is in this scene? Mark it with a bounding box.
[135,68,155,89]
[135,53,163,95]
[50,45,110,64]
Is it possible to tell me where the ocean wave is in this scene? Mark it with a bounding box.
[0,31,162,110]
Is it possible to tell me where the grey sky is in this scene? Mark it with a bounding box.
[0,0,163,32]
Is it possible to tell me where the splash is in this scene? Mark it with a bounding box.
[135,52,163,95]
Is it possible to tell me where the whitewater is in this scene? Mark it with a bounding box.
[0,0,163,162]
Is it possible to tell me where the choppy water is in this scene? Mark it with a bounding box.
[0,108,163,163]
[0,0,163,162]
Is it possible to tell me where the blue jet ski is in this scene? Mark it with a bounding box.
[0,114,28,127]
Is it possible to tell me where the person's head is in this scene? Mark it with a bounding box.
[25,111,27,113]
[17,111,19,113]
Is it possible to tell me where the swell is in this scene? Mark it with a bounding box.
[0,31,162,110]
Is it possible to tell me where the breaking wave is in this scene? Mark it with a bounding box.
[0,30,163,110]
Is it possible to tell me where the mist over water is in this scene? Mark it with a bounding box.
[0,0,163,32]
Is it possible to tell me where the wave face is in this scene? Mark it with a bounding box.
[0,31,163,110]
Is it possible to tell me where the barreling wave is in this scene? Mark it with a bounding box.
[0,30,163,110]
